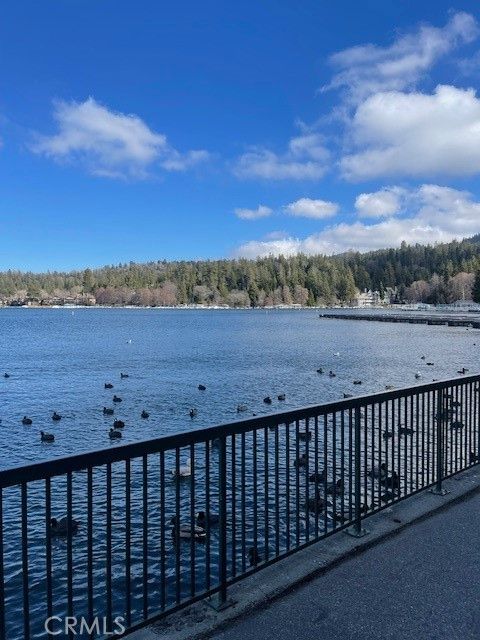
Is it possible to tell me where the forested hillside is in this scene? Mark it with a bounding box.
[1,236,480,306]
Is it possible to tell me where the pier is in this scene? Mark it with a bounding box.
[319,311,480,328]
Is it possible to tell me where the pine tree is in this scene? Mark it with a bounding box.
[473,270,480,303]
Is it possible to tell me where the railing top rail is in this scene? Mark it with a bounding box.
[0,373,478,488]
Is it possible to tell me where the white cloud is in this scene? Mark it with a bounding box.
[31,97,210,179]
[324,12,478,103]
[233,184,480,258]
[235,205,273,220]
[341,85,480,180]
[355,188,404,217]
[284,197,338,219]
[234,133,329,180]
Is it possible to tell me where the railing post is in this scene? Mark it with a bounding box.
[431,388,449,496]
[209,434,234,611]
[346,406,368,538]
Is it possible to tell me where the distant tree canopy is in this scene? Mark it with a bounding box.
[2,235,480,307]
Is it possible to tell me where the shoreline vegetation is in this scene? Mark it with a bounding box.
[2,235,480,309]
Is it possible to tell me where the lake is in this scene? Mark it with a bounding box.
[0,307,477,469]
[0,307,478,639]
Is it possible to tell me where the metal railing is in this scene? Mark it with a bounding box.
[0,375,479,639]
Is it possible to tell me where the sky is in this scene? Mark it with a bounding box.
[3,1,480,271]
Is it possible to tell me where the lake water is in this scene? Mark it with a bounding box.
[0,307,478,469]
[0,308,478,639]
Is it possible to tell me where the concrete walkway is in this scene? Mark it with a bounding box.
[211,491,480,640]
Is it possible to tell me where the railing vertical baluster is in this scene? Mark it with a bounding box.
[189,444,195,598]
[433,388,448,495]
[295,420,300,546]
[263,427,269,560]
[125,459,131,626]
[143,454,149,618]
[174,449,181,603]
[106,463,112,631]
[252,430,258,562]
[285,423,290,550]
[274,425,280,556]
[205,441,211,589]
[332,413,337,529]
[0,488,4,640]
[21,482,30,640]
[340,411,345,525]
[45,478,52,623]
[231,435,237,577]
[66,472,73,639]
[215,434,230,609]
[346,406,367,537]
[159,451,166,610]
[348,408,353,521]
[304,418,310,541]
[87,467,94,637]
[323,414,328,533]
[240,433,245,574]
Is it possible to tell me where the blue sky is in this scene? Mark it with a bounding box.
[3,1,480,271]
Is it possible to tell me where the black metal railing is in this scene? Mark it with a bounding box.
[0,375,479,639]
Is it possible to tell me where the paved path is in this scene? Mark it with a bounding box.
[211,491,480,640]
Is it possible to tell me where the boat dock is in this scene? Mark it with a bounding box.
[319,311,480,328]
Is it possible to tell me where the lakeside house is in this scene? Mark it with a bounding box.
[354,288,395,308]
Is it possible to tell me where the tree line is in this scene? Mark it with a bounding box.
[2,235,480,307]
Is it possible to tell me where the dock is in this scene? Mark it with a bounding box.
[319,311,480,328]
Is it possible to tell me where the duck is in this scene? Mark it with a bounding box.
[277,393,286,401]
[248,547,261,566]
[50,516,79,536]
[385,385,395,390]
[457,367,468,375]
[172,458,192,478]
[196,511,220,528]
[198,384,206,391]
[120,373,129,379]
[381,491,397,502]
[263,397,272,404]
[328,371,336,378]
[470,451,479,464]
[104,383,113,389]
[415,372,421,379]
[426,362,434,366]
[399,426,415,436]
[22,416,32,425]
[294,454,307,468]
[109,428,122,439]
[367,463,387,479]
[113,395,122,403]
[420,355,426,360]
[333,352,340,357]
[381,472,400,490]
[316,368,324,374]
[304,491,324,514]
[326,479,344,495]
[52,412,62,421]
[298,430,312,441]
[382,430,394,439]
[170,516,206,541]
[450,420,464,430]
[450,400,462,408]
[189,408,198,418]
[353,380,362,385]
[343,393,353,398]
[103,407,114,415]
[237,404,248,412]
[3,373,10,378]
[41,431,55,442]
[141,410,149,419]
[308,470,326,483]
[113,420,125,429]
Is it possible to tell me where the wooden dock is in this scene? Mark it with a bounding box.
[319,311,480,328]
